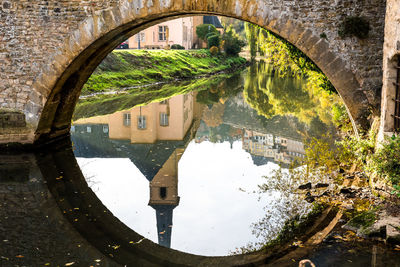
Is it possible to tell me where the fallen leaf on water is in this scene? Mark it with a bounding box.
[94,259,101,262]
[394,245,400,251]
[159,231,165,234]
[56,176,63,180]
[44,263,50,266]
[15,255,24,258]
[65,262,75,266]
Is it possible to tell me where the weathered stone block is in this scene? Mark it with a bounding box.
[0,110,26,128]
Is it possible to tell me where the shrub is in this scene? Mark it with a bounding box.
[170,44,185,50]
[207,34,220,48]
[338,16,370,39]
[209,46,219,55]
[370,135,400,190]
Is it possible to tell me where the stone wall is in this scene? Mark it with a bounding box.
[379,0,400,138]
[0,0,387,145]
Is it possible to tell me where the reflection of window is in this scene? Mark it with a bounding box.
[138,116,146,129]
[103,125,109,133]
[158,26,167,41]
[160,113,169,126]
[86,126,91,133]
[123,113,131,126]
[70,126,75,133]
[160,187,167,199]
[184,109,188,122]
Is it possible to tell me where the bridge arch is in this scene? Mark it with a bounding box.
[32,0,370,143]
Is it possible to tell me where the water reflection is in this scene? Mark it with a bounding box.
[70,62,335,255]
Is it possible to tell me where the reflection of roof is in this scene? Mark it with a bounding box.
[71,124,193,182]
[250,154,274,166]
[203,16,223,29]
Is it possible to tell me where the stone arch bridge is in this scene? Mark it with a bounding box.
[0,0,390,146]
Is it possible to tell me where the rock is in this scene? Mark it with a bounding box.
[340,187,356,198]
[315,183,329,188]
[298,182,312,190]
[305,196,315,203]
[386,225,400,245]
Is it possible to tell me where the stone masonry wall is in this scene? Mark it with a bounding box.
[0,0,387,145]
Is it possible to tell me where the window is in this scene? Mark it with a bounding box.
[123,113,131,126]
[158,26,167,41]
[86,126,91,133]
[138,116,146,129]
[160,99,169,105]
[160,113,169,126]
[103,125,109,133]
[135,32,145,43]
[160,187,167,199]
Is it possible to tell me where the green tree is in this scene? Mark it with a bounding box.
[196,24,218,41]
[244,22,259,60]
[222,27,246,56]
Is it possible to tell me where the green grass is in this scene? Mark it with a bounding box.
[82,49,247,95]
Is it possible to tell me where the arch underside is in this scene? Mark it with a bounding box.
[33,0,370,144]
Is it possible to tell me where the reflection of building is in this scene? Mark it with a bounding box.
[148,148,184,247]
[72,92,203,248]
[242,130,305,165]
[75,93,194,144]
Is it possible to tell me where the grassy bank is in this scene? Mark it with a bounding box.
[82,49,247,95]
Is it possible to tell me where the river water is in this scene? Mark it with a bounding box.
[1,62,399,266]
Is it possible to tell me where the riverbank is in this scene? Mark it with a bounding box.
[82,49,247,95]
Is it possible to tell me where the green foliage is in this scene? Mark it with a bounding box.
[244,22,260,59]
[196,24,218,41]
[347,209,377,230]
[207,34,221,48]
[332,103,353,133]
[220,17,245,39]
[170,44,185,50]
[222,27,246,57]
[336,130,376,169]
[338,16,370,39]
[370,135,400,191]
[254,25,336,94]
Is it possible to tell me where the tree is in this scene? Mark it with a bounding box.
[244,22,259,60]
[196,24,218,41]
[222,27,246,56]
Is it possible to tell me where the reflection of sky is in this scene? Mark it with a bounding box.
[77,140,281,256]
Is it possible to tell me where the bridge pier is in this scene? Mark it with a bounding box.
[379,0,400,141]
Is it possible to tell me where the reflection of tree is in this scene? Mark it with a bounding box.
[202,103,225,128]
[196,72,243,105]
[232,165,329,255]
[243,61,338,127]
